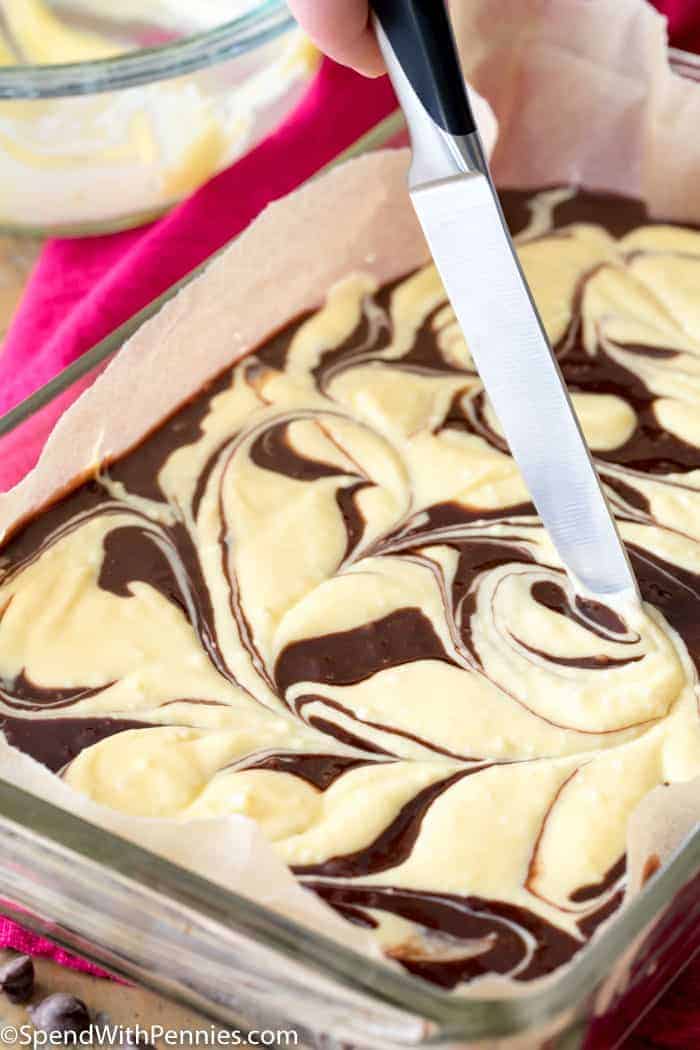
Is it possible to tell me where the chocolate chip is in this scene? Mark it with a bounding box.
[0,954,34,1004]
[29,993,91,1035]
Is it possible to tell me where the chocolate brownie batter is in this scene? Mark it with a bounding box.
[2,188,700,988]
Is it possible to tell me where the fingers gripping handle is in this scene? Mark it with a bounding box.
[371,0,477,137]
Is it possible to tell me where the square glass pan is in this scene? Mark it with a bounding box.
[2,62,700,1050]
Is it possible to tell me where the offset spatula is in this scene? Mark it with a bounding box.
[371,0,639,604]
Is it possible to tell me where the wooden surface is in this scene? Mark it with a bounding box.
[0,950,219,1047]
[0,236,40,347]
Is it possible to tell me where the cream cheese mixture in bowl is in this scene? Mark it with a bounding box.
[0,0,317,235]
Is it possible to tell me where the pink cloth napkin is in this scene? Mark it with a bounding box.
[0,919,110,976]
[658,0,700,50]
[0,58,395,973]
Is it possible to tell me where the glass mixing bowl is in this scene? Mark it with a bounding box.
[0,1,317,236]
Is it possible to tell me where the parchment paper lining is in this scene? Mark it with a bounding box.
[0,0,698,1003]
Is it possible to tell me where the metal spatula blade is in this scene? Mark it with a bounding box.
[371,0,638,603]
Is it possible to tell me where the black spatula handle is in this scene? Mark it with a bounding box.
[371,0,477,136]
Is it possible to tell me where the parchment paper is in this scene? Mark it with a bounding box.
[0,0,698,1002]
[452,0,700,221]
[449,0,700,904]
[0,737,379,956]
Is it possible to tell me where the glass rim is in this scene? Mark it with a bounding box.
[0,0,294,100]
[1,776,699,1039]
[669,45,700,67]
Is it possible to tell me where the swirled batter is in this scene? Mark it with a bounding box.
[2,188,700,989]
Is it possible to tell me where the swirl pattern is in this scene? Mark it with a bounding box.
[2,188,700,989]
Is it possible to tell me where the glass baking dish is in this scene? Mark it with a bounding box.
[1,54,700,1050]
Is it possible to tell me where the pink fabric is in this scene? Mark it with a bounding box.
[655,0,700,51]
[0,919,107,976]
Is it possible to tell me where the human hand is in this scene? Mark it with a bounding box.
[287,0,384,76]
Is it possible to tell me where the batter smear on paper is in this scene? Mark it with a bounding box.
[2,189,700,989]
